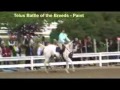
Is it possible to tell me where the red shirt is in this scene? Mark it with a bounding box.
[2,47,11,57]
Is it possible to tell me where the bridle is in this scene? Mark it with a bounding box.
[64,41,74,54]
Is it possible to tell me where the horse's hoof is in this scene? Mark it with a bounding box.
[45,71,49,73]
[65,69,70,74]
[72,69,75,72]
[33,68,37,71]
[45,70,49,73]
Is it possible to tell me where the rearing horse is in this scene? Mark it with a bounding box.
[40,41,75,73]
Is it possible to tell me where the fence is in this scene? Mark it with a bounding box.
[0,30,9,38]
[0,51,120,70]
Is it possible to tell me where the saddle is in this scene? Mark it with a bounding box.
[56,44,65,55]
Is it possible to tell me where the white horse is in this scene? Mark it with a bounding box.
[40,41,75,73]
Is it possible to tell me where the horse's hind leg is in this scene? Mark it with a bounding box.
[44,58,49,73]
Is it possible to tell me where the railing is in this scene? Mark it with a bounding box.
[0,30,8,33]
[0,30,9,38]
[0,51,120,70]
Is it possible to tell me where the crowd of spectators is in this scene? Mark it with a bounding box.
[0,34,118,58]
[0,27,119,66]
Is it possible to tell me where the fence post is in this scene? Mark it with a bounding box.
[80,40,83,61]
[106,39,109,52]
[31,56,34,70]
[93,39,97,60]
[99,53,102,67]
[105,39,109,64]
[93,39,97,53]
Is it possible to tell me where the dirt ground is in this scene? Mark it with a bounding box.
[0,66,120,78]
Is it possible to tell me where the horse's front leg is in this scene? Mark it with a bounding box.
[67,57,75,72]
[63,55,70,73]
[65,61,70,73]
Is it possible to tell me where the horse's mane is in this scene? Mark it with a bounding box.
[65,41,73,46]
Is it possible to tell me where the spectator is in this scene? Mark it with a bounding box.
[1,40,5,45]
[41,36,45,45]
[2,45,11,57]
[29,45,34,56]
[72,38,81,62]
[73,37,79,52]
[0,46,2,65]
[8,39,15,51]
[37,43,43,56]
[0,37,2,46]
[44,41,49,46]
[12,43,21,57]
[23,35,30,46]
[34,43,44,69]
[29,36,34,46]
[1,44,12,64]
[76,40,83,53]
[53,39,59,46]
[86,36,93,53]
[25,44,31,70]
[25,44,30,56]
[0,46,2,57]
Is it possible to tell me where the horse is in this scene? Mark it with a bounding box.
[39,41,75,73]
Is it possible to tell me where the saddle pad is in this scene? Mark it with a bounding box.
[56,47,61,52]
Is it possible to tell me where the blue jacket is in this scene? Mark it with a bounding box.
[58,32,70,44]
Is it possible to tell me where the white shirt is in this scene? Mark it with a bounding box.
[8,40,15,46]
[37,47,43,56]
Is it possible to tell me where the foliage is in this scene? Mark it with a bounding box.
[50,12,120,42]
[0,12,120,43]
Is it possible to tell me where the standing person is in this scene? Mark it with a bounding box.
[24,44,31,70]
[8,38,15,51]
[12,43,21,57]
[34,43,43,70]
[77,40,83,53]
[0,37,2,46]
[86,36,93,53]
[73,37,79,53]
[18,44,22,56]
[2,45,11,57]
[29,36,34,46]
[25,44,30,56]
[41,36,45,45]
[23,35,30,47]
[0,46,2,65]
[0,46,2,57]
[1,44,12,65]
[37,43,43,56]
[53,39,59,46]
[12,43,19,64]
[29,45,34,56]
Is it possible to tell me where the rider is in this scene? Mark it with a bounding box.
[58,29,71,53]
[58,29,70,44]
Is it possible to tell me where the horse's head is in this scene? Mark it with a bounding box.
[65,41,73,52]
